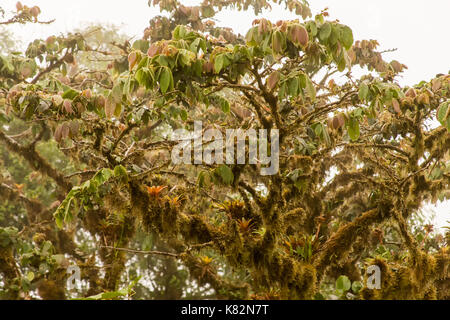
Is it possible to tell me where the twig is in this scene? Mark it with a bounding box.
[64,170,98,179]
[100,246,179,258]
[110,123,137,154]
[132,161,170,179]
[31,50,71,84]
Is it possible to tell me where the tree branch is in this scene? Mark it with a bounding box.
[100,246,179,258]
[0,130,72,192]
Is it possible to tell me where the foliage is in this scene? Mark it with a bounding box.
[0,0,448,300]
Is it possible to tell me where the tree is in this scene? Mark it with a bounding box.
[0,0,449,300]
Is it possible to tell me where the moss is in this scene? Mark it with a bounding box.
[360,287,376,300]
[435,248,449,280]
[360,249,449,300]
[180,253,249,300]
[178,214,215,244]
[327,260,362,282]
[0,247,20,280]
[423,286,437,300]
[314,208,389,279]
[282,208,306,234]
[412,252,436,283]
[37,279,66,300]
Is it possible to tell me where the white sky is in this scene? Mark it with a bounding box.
[1,0,449,231]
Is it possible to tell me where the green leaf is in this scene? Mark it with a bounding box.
[352,281,363,294]
[93,168,114,185]
[114,103,122,118]
[359,83,369,101]
[41,241,53,256]
[313,122,323,137]
[132,40,150,53]
[437,101,450,130]
[307,21,318,37]
[62,88,79,100]
[288,77,299,98]
[159,67,172,94]
[55,214,63,229]
[278,82,287,100]
[322,124,331,146]
[54,187,80,229]
[341,26,354,50]
[337,55,346,72]
[319,23,332,42]
[123,78,131,97]
[198,171,211,188]
[298,73,307,89]
[305,77,316,102]
[178,49,196,67]
[221,98,230,113]
[114,165,129,183]
[245,27,255,44]
[216,165,234,185]
[64,197,73,224]
[179,109,188,121]
[26,271,35,282]
[201,5,215,18]
[110,84,123,104]
[429,166,443,180]
[328,25,339,46]
[135,68,152,89]
[315,14,324,25]
[61,63,67,76]
[347,117,360,141]
[137,56,149,69]
[272,30,286,54]
[77,38,85,51]
[336,275,351,291]
[190,38,203,53]
[135,68,145,84]
[173,25,185,40]
[214,55,224,74]
[0,110,10,123]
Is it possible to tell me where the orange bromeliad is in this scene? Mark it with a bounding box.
[146,185,168,198]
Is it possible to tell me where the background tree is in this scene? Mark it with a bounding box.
[0,0,449,300]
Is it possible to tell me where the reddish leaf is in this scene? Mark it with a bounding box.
[30,6,41,18]
[405,88,417,98]
[267,71,280,91]
[54,125,63,143]
[128,52,138,70]
[63,100,74,114]
[392,98,401,114]
[289,24,309,47]
[431,79,442,92]
[390,60,403,73]
[104,97,115,119]
[332,114,345,130]
[147,44,159,57]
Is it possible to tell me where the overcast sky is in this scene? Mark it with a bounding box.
[1,0,449,231]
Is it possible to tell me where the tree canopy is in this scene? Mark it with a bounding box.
[0,0,449,300]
